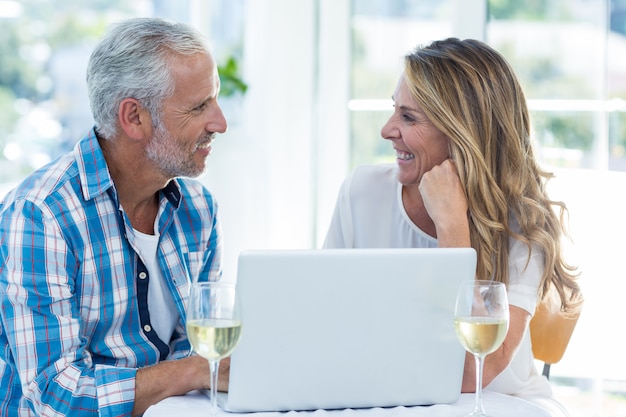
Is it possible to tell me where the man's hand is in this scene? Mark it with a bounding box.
[132,355,231,416]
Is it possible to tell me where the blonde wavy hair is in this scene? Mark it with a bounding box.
[404,38,581,313]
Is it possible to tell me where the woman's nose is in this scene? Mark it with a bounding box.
[380,116,396,141]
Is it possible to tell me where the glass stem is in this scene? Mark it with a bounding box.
[209,359,220,417]
[473,354,487,416]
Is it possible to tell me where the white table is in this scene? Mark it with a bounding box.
[145,390,565,417]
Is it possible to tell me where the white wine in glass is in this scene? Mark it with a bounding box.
[187,281,242,417]
[454,280,509,417]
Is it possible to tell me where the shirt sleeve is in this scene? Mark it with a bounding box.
[1,199,136,417]
[323,173,354,248]
[196,192,223,283]
[506,238,544,315]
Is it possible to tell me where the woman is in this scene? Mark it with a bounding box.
[324,38,581,411]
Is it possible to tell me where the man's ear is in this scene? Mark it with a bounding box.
[118,98,151,140]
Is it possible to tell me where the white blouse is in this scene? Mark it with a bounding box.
[323,164,553,399]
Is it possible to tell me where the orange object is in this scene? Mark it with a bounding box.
[529,298,582,379]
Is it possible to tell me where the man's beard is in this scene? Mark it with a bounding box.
[146,121,205,179]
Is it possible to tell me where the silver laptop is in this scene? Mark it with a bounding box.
[217,248,476,412]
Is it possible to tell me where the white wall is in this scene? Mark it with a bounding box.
[201,0,328,280]
[546,169,626,380]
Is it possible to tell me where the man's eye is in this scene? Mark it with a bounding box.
[194,102,208,112]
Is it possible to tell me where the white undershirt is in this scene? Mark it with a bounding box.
[134,229,179,344]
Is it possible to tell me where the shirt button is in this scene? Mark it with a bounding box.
[144,324,152,332]
[139,272,147,279]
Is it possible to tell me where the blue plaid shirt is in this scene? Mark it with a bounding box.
[0,129,222,416]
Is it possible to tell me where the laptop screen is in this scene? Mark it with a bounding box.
[224,248,476,412]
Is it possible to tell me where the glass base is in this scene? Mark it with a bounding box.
[465,412,489,417]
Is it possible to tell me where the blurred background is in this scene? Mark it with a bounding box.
[0,0,624,415]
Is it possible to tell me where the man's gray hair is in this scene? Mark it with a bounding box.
[87,17,211,139]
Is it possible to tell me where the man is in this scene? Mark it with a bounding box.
[0,18,230,416]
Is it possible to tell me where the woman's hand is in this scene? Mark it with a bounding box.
[419,159,470,247]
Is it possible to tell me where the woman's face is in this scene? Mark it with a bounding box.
[381,74,450,187]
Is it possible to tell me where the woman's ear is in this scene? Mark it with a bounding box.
[118,98,151,140]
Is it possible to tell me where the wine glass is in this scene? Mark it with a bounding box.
[187,281,242,417]
[454,280,509,417]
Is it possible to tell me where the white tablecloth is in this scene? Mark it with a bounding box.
[144,390,561,417]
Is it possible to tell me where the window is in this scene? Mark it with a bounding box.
[0,0,245,196]
[487,0,625,171]
[0,1,140,195]
[346,0,626,173]
[348,0,455,168]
